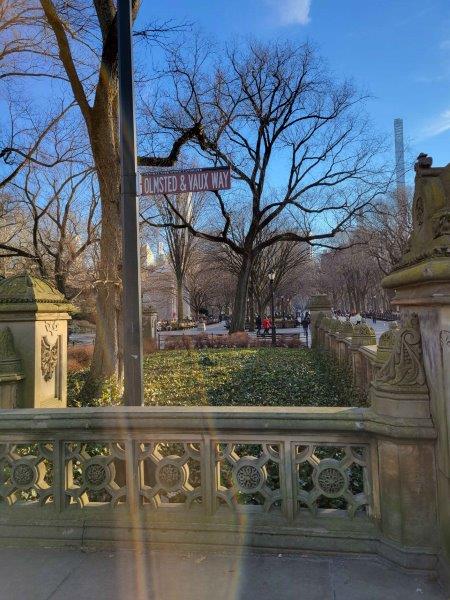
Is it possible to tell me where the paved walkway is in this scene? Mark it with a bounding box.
[0,547,446,600]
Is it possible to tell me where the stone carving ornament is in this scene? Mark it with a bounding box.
[317,466,346,495]
[65,442,126,507]
[156,460,189,492]
[296,445,369,517]
[0,442,53,506]
[432,210,450,239]
[217,443,281,511]
[41,336,59,381]
[84,462,109,488]
[377,314,427,388]
[139,442,201,508]
[44,321,58,335]
[234,462,263,492]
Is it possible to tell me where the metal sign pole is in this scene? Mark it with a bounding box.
[118,0,143,406]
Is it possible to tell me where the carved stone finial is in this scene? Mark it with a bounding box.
[414,153,433,172]
[351,322,376,347]
[376,314,427,389]
[375,322,399,369]
[340,321,355,337]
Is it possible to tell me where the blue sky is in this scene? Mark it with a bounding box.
[137,0,450,182]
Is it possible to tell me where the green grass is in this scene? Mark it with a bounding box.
[68,348,365,408]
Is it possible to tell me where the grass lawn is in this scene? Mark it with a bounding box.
[68,348,365,407]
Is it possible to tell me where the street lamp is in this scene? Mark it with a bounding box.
[268,272,276,346]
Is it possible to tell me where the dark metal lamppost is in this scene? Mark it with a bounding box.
[268,272,276,347]
[118,0,144,406]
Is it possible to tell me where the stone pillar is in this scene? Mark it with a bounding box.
[0,327,24,408]
[337,321,354,366]
[307,294,331,348]
[370,315,438,557]
[349,323,376,390]
[143,306,158,341]
[0,274,74,408]
[381,155,450,584]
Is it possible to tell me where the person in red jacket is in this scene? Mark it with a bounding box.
[262,316,271,336]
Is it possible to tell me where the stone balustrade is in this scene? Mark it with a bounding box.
[0,405,438,570]
[313,314,398,395]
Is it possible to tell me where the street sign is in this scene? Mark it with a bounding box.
[141,166,231,196]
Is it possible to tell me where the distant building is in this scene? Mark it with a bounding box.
[141,242,191,321]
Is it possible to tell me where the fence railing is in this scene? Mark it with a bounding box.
[0,407,374,519]
[0,404,438,570]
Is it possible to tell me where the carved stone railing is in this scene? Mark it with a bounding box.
[0,406,438,570]
[314,316,398,395]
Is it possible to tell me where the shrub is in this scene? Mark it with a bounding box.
[164,335,194,350]
[143,338,158,354]
[67,371,122,407]
[67,345,93,372]
[226,332,251,348]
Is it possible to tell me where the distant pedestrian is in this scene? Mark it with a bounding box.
[372,314,377,324]
[256,315,262,335]
[355,312,362,324]
[301,313,311,341]
[262,316,271,336]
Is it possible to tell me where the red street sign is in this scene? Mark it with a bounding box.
[140,166,231,196]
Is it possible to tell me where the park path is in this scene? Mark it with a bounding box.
[69,319,392,348]
[0,546,445,600]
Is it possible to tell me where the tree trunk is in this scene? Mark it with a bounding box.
[86,106,122,386]
[230,254,252,333]
[176,276,184,321]
[248,285,255,332]
[54,271,67,298]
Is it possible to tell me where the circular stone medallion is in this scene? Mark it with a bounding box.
[234,464,262,492]
[157,463,183,490]
[12,463,35,488]
[84,463,108,488]
[317,467,345,496]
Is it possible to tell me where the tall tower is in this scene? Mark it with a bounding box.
[394,118,406,191]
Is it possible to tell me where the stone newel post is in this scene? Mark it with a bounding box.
[381,155,450,584]
[0,274,74,408]
[307,294,332,348]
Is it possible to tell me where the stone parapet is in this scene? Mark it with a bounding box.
[0,405,438,573]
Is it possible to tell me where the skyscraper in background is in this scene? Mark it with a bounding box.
[394,118,406,192]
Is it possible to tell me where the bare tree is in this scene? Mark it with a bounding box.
[0,1,76,187]
[0,162,99,297]
[185,244,236,319]
[0,0,203,385]
[364,188,413,275]
[148,40,389,331]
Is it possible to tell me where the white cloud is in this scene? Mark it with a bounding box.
[265,0,312,26]
[421,109,450,139]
